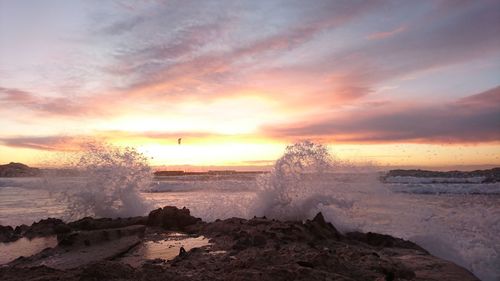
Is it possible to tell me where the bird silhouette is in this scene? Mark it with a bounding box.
[178,138,182,145]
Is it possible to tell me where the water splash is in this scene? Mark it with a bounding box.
[54,142,153,219]
[250,141,499,280]
[252,140,357,221]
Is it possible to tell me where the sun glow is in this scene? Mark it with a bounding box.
[135,141,285,166]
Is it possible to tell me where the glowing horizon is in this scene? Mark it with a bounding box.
[0,1,499,169]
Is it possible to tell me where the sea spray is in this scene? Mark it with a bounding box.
[250,141,499,280]
[252,141,358,222]
[51,142,153,219]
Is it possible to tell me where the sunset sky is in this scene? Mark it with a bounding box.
[0,0,499,169]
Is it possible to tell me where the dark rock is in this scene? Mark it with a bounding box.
[346,231,427,252]
[383,167,500,183]
[80,261,134,281]
[0,265,72,281]
[57,225,145,247]
[297,261,315,268]
[67,216,147,231]
[147,206,201,230]
[0,208,481,281]
[304,212,340,240]
[25,218,66,238]
[252,234,267,246]
[53,223,71,234]
[0,162,41,177]
[179,246,187,257]
[0,225,15,242]
[14,224,29,235]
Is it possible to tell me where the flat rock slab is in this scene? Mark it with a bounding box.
[9,225,145,270]
[14,236,140,270]
[392,250,479,281]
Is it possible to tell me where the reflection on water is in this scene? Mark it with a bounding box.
[119,232,210,267]
[0,236,58,264]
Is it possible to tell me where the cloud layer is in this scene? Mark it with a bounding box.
[0,0,499,154]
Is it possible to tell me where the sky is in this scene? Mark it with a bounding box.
[0,0,499,169]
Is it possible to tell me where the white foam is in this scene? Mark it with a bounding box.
[47,142,153,219]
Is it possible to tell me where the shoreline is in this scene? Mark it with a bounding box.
[0,206,479,281]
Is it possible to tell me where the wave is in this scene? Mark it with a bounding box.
[46,142,153,219]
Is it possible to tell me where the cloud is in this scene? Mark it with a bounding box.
[264,86,500,143]
[366,25,406,40]
[0,87,111,117]
[99,0,499,109]
[0,136,82,151]
[99,15,145,36]
[0,130,228,151]
[345,1,499,92]
[103,1,385,100]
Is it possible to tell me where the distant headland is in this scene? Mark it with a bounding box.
[0,162,41,177]
[384,167,500,183]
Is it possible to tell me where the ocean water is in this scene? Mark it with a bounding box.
[0,142,499,280]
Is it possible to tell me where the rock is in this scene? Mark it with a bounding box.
[14,224,29,235]
[0,162,41,177]
[383,167,500,183]
[179,246,187,257]
[67,216,147,231]
[0,208,481,281]
[25,218,66,239]
[297,260,315,268]
[305,212,340,240]
[80,261,135,281]
[147,206,201,230]
[346,231,426,252]
[0,265,72,281]
[0,225,15,242]
[57,225,145,247]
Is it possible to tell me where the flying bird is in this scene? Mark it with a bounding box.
[178,138,182,145]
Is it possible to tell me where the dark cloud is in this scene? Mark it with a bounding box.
[264,86,500,143]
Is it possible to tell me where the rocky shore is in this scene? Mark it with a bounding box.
[0,206,479,281]
[384,167,500,183]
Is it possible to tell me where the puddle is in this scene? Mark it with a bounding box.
[119,232,210,267]
[0,236,58,264]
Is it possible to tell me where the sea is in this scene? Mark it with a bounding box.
[0,143,499,281]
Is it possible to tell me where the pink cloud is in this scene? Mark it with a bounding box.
[262,86,500,144]
[366,26,406,40]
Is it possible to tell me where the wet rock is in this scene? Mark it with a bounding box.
[58,225,145,247]
[0,265,73,281]
[25,218,66,239]
[14,224,29,235]
[0,208,480,281]
[147,206,201,230]
[80,261,134,281]
[304,212,341,240]
[67,216,147,231]
[53,223,71,235]
[346,231,426,252]
[297,260,314,268]
[0,225,15,242]
[179,246,187,257]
